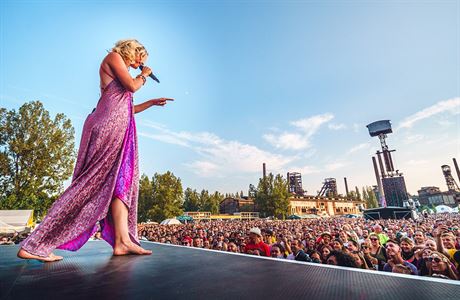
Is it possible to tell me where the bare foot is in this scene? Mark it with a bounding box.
[113,241,152,256]
[17,248,62,262]
[49,253,64,261]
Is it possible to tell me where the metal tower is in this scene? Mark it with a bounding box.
[317,178,338,197]
[442,165,460,192]
[367,120,409,207]
[287,172,304,195]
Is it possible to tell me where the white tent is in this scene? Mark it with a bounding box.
[0,210,34,227]
[0,210,34,234]
[0,219,26,234]
[0,209,34,227]
[435,205,453,213]
[160,218,181,225]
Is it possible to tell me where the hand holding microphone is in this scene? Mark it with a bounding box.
[139,64,160,83]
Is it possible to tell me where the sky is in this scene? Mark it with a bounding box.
[1,0,459,196]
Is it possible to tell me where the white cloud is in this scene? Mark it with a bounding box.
[289,160,349,177]
[325,161,350,171]
[289,165,320,175]
[347,143,371,154]
[263,133,309,150]
[138,132,190,147]
[328,123,347,130]
[185,161,219,177]
[263,113,334,150]
[291,113,334,134]
[140,121,296,177]
[397,97,460,130]
[437,119,454,127]
[404,134,424,144]
[404,160,429,166]
[353,123,363,133]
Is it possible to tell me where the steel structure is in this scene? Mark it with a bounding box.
[287,172,304,195]
[442,165,460,192]
[317,178,338,197]
[452,158,460,184]
[367,120,409,207]
[344,177,350,197]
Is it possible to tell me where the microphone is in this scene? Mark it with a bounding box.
[139,65,160,83]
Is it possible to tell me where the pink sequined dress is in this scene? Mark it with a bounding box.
[20,77,140,257]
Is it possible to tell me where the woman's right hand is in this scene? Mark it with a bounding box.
[141,66,152,77]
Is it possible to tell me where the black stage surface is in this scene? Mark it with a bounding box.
[1,241,460,300]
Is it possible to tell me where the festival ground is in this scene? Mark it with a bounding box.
[1,241,459,300]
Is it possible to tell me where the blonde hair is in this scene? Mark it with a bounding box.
[112,39,148,64]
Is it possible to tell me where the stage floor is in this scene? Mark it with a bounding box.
[1,241,460,300]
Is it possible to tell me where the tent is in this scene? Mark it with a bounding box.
[0,219,28,234]
[160,218,182,225]
[435,205,453,213]
[287,214,320,220]
[0,210,34,227]
[302,214,321,219]
[452,207,459,213]
[287,215,301,220]
[176,215,193,223]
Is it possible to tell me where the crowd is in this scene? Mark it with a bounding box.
[0,232,30,245]
[137,214,460,280]
[2,214,459,281]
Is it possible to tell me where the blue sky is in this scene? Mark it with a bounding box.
[1,0,459,195]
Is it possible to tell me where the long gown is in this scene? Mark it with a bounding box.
[20,78,140,257]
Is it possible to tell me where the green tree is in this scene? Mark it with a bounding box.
[138,174,154,222]
[149,171,183,222]
[209,191,223,214]
[0,101,75,218]
[255,173,274,217]
[199,189,210,211]
[365,186,378,208]
[355,186,361,200]
[183,187,200,211]
[273,174,290,219]
[255,173,289,218]
[348,190,357,199]
[362,187,368,202]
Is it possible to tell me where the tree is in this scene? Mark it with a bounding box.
[255,173,274,217]
[355,186,361,200]
[0,101,75,218]
[255,173,289,219]
[362,187,368,202]
[138,174,154,222]
[149,171,183,222]
[348,190,357,199]
[272,174,290,219]
[183,188,223,213]
[209,191,223,214]
[365,186,378,208]
[198,189,209,211]
[183,188,200,211]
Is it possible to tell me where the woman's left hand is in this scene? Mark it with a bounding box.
[150,98,174,106]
